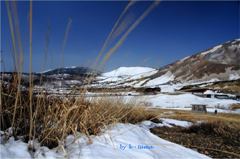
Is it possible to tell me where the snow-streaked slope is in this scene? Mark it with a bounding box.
[144,71,175,86]
[167,39,240,82]
[1,123,210,159]
[94,39,240,89]
[97,67,158,86]
[201,45,222,55]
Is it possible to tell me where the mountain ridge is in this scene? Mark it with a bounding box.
[1,39,239,91]
[95,39,240,88]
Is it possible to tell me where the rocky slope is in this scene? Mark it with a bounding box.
[156,39,240,83]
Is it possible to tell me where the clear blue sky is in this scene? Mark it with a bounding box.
[1,1,239,72]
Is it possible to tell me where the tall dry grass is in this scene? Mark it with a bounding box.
[1,1,159,149]
[1,85,157,148]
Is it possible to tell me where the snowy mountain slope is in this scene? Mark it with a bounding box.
[144,71,175,87]
[94,39,240,88]
[153,39,240,84]
[102,67,156,77]
[96,67,158,87]
[2,39,239,91]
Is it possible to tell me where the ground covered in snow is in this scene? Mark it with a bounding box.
[94,93,240,113]
[48,89,240,113]
[1,120,210,159]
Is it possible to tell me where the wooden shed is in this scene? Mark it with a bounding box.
[191,104,207,113]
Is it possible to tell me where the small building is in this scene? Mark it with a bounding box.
[191,104,207,113]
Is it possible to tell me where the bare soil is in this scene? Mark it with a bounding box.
[150,125,240,158]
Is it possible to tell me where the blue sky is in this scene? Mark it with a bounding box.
[1,1,239,72]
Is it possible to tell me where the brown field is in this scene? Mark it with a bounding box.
[229,103,240,110]
[148,108,240,158]
[148,108,240,123]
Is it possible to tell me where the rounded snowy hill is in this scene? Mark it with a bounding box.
[102,67,157,77]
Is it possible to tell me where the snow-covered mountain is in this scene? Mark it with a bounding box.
[1,67,101,92]
[155,39,240,83]
[96,67,158,87]
[96,39,240,88]
[102,67,156,77]
[2,39,239,92]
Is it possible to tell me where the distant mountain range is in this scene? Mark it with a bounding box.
[42,66,101,76]
[1,39,240,92]
[1,67,100,89]
[95,39,240,88]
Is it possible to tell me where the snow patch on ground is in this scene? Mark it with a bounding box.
[0,123,210,159]
[140,120,172,129]
[160,118,192,127]
[140,118,192,129]
[0,137,32,159]
[134,93,240,110]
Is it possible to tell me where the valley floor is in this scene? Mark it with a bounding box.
[1,109,240,159]
[85,92,240,114]
[2,88,240,159]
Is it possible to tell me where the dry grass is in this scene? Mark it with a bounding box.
[183,120,240,151]
[1,85,158,148]
[150,108,240,158]
[229,103,240,110]
[149,108,240,124]
[151,119,240,158]
[206,80,240,94]
[1,1,161,152]
[185,121,240,138]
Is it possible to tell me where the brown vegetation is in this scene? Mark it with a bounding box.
[0,1,160,150]
[148,108,240,158]
[229,103,240,110]
[152,108,240,123]
[1,84,158,148]
[151,121,240,158]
